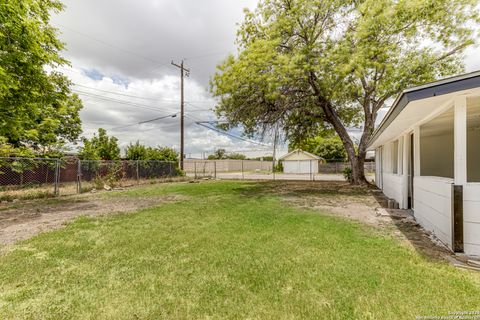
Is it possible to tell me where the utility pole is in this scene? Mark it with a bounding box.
[171,60,190,170]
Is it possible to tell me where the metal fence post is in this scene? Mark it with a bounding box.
[214,161,217,179]
[242,160,244,180]
[273,160,276,181]
[77,159,82,194]
[136,160,140,183]
[54,159,60,196]
[194,161,197,179]
[310,160,313,181]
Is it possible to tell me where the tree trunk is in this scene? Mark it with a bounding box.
[349,152,368,185]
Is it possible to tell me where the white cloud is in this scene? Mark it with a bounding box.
[60,65,269,157]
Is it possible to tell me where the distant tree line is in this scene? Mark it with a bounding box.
[207,149,246,160]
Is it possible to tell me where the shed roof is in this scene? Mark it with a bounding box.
[279,149,323,161]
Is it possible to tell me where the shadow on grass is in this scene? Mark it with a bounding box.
[233,180,374,199]
[234,180,452,262]
[370,190,452,261]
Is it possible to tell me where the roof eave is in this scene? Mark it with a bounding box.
[368,70,480,149]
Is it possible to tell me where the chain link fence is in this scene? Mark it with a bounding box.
[184,159,375,182]
[0,157,179,201]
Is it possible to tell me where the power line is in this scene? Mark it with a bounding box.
[189,117,270,147]
[56,23,171,68]
[72,82,214,106]
[73,83,180,102]
[109,113,179,130]
[56,66,214,105]
[73,90,178,113]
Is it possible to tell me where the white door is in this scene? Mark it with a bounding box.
[283,161,296,173]
[298,161,311,174]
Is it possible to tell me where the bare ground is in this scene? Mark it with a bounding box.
[0,191,182,247]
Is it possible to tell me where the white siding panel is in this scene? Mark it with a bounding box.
[464,243,480,256]
[414,176,453,248]
[464,222,480,245]
[382,173,404,205]
[463,201,480,224]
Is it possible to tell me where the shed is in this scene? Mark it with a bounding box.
[279,150,324,174]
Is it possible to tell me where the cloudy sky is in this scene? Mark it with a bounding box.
[51,0,480,158]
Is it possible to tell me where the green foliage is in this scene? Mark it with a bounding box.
[343,167,353,183]
[0,138,35,158]
[0,0,83,156]
[125,141,178,162]
[274,161,283,173]
[78,128,120,160]
[125,141,148,160]
[147,147,178,162]
[211,0,480,182]
[208,149,227,160]
[226,152,247,160]
[290,136,347,162]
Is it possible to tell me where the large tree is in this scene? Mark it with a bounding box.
[0,0,82,156]
[211,0,479,184]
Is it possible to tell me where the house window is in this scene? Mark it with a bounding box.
[392,140,399,174]
[467,97,480,182]
[420,107,454,178]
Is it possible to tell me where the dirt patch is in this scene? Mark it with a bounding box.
[0,193,182,247]
[257,181,453,261]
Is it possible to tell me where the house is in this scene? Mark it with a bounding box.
[279,149,324,174]
[368,71,480,256]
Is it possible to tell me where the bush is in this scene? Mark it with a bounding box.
[343,167,353,183]
[274,161,283,173]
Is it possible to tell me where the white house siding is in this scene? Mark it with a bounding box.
[382,173,405,206]
[375,147,383,189]
[413,176,453,248]
[463,184,480,255]
[376,139,406,207]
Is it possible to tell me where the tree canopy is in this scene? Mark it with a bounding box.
[0,0,82,157]
[125,141,178,162]
[290,136,347,162]
[78,129,120,160]
[211,0,479,183]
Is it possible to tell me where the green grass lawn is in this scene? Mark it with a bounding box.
[0,181,479,319]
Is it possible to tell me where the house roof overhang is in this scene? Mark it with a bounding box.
[368,70,480,150]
